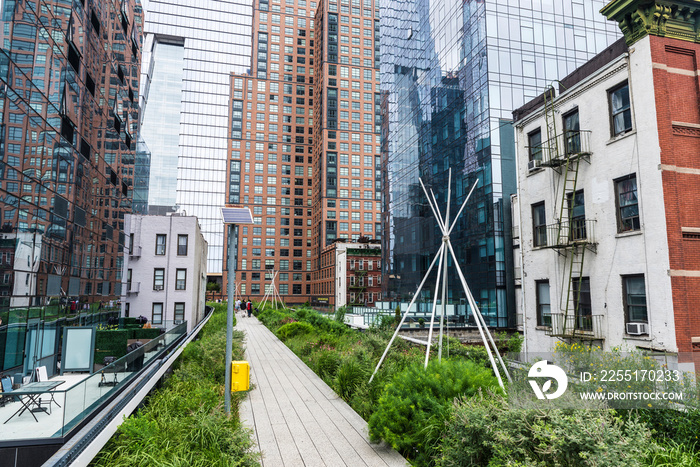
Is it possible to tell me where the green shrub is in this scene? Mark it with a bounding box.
[93,303,258,467]
[437,391,654,467]
[645,440,700,467]
[334,305,347,323]
[94,329,129,365]
[276,321,314,341]
[633,408,700,452]
[315,350,341,380]
[335,357,368,400]
[130,328,163,340]
[369,359,499,466]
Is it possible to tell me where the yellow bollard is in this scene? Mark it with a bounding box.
[231,361,250,392]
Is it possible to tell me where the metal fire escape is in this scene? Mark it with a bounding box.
[536,87,600,340]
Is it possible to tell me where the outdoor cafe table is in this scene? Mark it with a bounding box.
[3,381,63,424]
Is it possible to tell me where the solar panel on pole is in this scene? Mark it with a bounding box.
[222,205,253,415]
[221,207,253,224]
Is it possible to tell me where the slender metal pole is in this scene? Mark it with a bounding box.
[419,179,446,231]
[438,171,452,363]
[446,240,511,387]
[448,181,478,236]
[224,224,235,415]
[424,247,445,368]
[369,243,445,383]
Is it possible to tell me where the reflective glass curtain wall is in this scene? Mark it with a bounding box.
[0,0,142,373]
[139,40,183,209]
[140,0,254,274]
[380,0,620,326]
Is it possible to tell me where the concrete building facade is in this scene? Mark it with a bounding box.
[514,0,700,361]
[121,214,208,333]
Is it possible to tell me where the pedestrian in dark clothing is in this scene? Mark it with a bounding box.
[247,300,253,317]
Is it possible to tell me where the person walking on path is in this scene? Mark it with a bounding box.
[247,300,253,318]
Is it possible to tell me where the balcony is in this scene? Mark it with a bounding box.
[129,245,142,258]
[127,281,140,294]
[546,313,604,340]
[536,219,596,249]
[536,130,592,168]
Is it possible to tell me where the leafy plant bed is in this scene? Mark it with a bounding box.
[255,305,700,467]
[91,302,259,467]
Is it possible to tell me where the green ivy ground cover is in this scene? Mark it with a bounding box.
[91,302,259,467]
[255,304,700,467]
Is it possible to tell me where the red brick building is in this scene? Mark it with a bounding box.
[313,240,382,309]
[224,0,381,305]
[602,0,700,356]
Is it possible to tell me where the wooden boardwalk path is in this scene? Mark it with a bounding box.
[237,315,408,467]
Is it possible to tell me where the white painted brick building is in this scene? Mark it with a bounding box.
[513,38,677,355]
[121,214,208,333]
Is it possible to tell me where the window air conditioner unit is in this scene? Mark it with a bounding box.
[626,322,648,335]
[154,285,164,291]
[527,159,542,172]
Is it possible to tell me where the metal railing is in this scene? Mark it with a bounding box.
[546,313,604,339]
[537,219,596,249]
[536,130,592,167]
[1,322,187,443]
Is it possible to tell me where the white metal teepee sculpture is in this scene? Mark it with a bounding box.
[260,270,286,311]
[369,169,512,390]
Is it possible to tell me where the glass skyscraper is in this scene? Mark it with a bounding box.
[139,0,253,274]
[380,0,620,326]
[0,0,142,373]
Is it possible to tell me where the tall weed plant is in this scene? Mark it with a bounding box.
[92,303,259,467]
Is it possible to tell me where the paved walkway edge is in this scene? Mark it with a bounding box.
[237,315,408,467]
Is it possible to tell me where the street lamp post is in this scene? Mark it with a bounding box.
[221,207,253,416]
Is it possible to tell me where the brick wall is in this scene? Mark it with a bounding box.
[650,36,700,353]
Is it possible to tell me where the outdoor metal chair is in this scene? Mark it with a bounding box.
[0,376,14,407]
[34,366,62,411]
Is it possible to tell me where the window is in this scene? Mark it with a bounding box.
[174,303,185,323]
[615,174,639,232]
[610,82,632,136]
[152,303,163,324]
[536,280,551,327]
[528,129,542,162]
[532,202,547,247]
[178,235,188,255]
[155,234,166,255]
[623,275,647,325]
[176,269,187,290]
[573,277,591,331]
[563,109,580,155]
[567,190,586,241]
[153,269,165,290]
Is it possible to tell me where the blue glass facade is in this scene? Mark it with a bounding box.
[380,0,620,326]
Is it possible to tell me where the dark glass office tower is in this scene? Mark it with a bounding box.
[0,0,142,373]
[380,0,620,326]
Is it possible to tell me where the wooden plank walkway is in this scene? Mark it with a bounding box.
[237,315,409,467]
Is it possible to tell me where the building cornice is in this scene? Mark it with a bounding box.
[601,0,700,45]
